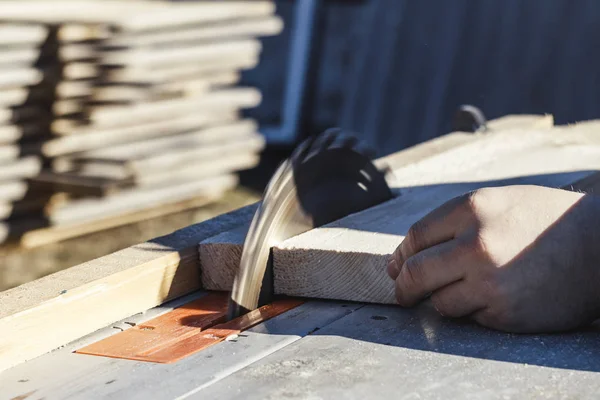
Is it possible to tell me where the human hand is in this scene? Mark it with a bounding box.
[387,185,600,333]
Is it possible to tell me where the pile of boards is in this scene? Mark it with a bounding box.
[0,0,282,244]
[0,22,55,243]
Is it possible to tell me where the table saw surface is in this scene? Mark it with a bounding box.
[2,289,600,400]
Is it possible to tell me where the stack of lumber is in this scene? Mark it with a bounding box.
[0,22,55,243]
[0,1,282,238]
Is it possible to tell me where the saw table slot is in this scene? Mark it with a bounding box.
[75,292,304,363]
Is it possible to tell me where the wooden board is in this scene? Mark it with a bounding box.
[100,52,259,85]
[43,111,239,157]
[100,15,283,48]
[0,1,275,29]
[71,119,258,160]
[0,67,43,88]
[32,152,259,196]
[62,62,98,80]
[0,156,41,181]
[198,123,600,295]
[99,39,261,67]
[0,23,47,45]
[47,174,238,226]
[0,46,42,67]
[0,122,46,144]
[0,180,28,202]
[86,87,261,127]
[90,71,241,103]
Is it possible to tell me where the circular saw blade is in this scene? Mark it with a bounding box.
[227,128,394,319]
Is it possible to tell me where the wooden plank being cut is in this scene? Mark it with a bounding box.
[271,127,600,304]
[0,113,480,374]
[100,16,283,48]
[198,123,600,295]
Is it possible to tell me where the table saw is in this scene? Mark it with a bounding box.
[2,113,600,400]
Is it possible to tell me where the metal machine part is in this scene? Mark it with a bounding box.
[227,128,394,320]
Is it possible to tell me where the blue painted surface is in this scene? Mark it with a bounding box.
[242,0,600,156]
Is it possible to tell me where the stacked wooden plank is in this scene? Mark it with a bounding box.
[0,23,56,243]
[8,1,282,231]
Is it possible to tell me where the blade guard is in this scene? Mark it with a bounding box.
[228,128,394,319]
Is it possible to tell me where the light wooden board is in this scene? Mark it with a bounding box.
[0,180,28,202]
[33,152,259,196]
[55,79,93,99]
[0,46,42,67]
[0,155,41,182]
[47,174,238,226]
[62,134,264,184]
[87,87,260,128]
[58,43,97,63]
[90,70,241,103]
[0,1,275,29]
[62,62,97,80]
[0,23,47,45]
[0,67,43,89]
[0,122,46,144]
[99,39,261,67]
[70,119,258,161]
[43,111,239,157]
[100,52,258,85]
[101,15,283,48]
[198,123,598,295]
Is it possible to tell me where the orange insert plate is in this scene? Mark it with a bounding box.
[75,292,304,363]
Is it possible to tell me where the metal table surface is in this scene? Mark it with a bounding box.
[2,290,600,400]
